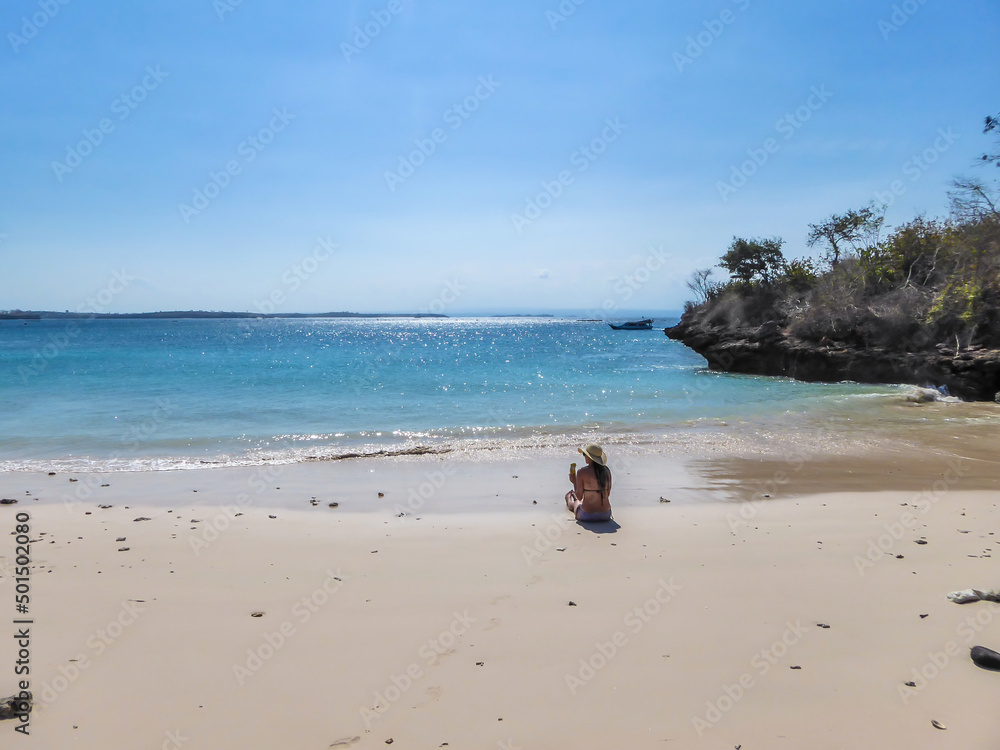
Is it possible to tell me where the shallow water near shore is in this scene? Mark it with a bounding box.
[1,316,997,473]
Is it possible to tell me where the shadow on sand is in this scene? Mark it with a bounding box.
[576,518,620,534]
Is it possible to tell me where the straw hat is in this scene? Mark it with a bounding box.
[578,443,607,466]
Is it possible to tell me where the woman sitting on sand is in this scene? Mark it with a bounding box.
[565,443,613,522]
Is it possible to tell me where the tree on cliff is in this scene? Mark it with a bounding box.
[806,204,885,266]
[719,237,785,284]
[685,268,718,304]
[949,112,1000,221]
[980,112,999,167]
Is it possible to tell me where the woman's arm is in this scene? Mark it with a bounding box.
[574,465,592,498]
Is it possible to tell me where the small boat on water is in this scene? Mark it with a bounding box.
[608,319,653,330]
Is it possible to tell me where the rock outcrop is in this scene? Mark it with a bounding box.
[665,315,1000,402]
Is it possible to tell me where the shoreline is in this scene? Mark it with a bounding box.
[2,406,997,514]
[2,390,998,477]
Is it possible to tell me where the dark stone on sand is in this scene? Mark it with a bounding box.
[118,547,130,552]
[568,601,577,606]
[48,471,56,475]
[915,539,928,544]
[251,612,264,618]
[116,537,126,542]
[133,517,151,522]
[0,692,31,720]
[0,499,17,505]
[971,645,1000,670]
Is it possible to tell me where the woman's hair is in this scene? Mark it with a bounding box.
[593,462,610,494]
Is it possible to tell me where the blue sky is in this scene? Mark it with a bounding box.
[1,0,997,315]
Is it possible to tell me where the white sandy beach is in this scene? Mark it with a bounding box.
[0,446,998,749]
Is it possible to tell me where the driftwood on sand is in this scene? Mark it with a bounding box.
[946,588,1000,604]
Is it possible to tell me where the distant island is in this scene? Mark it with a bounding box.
[667,111,1000,402]
[0,310,446,320]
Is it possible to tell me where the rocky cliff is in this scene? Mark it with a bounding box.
[665,315,1000,402]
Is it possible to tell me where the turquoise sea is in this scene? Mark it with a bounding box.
[0,316,969,473]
